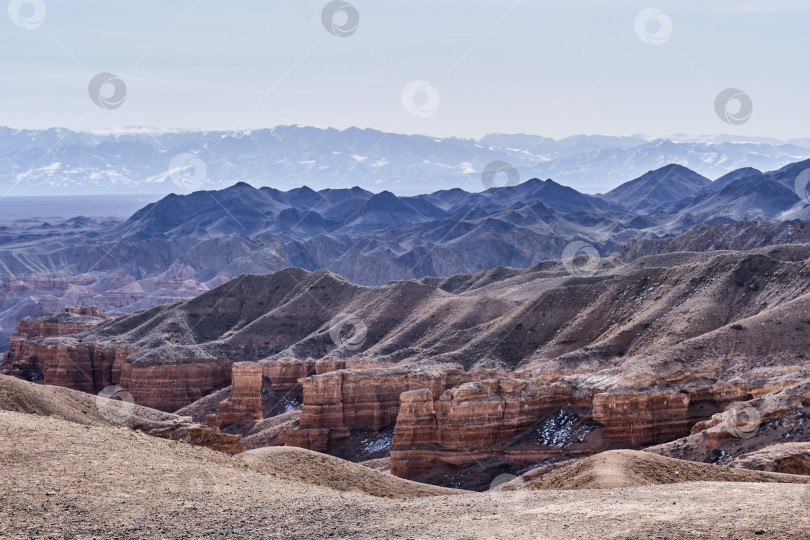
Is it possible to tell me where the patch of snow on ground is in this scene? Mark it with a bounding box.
[536,409,592,447]
[277,396,301,413]
[358,426,394,457]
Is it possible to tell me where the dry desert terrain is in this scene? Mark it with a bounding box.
[1,409,808,539]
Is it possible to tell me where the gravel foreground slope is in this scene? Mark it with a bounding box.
[238,446,459,498]
[523,449,810,490]
[1,410,809,539]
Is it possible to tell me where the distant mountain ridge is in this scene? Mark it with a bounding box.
[1,157,810,354]
[602,164,711,214]
[2,126,809,196]
[120,158,810,240]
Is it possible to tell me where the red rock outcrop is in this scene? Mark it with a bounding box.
[435,378,575,448]
[258,357,384,397]
[260,358,317,395]
[392,389,439,448]
[646,388,809,468]
[285,368,476,452]
[389,389,440,477]
[27,340,133,395]
[592,391,691,446]
[16,337,231,412]
[285,366,718,476]
[389,377,756,478]
[689,385,806,449]
[391,377,583,477]
[2,307,106,378]
[118,360,231,412]
[215,362,263,428]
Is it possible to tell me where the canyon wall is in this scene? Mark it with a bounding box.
[251,362,747,476]
[5,317,797,468]
[283,368,449,452]
[387,375,789,478]
[281,366,511,452]
[8,335,231,412]
[433,378,577,449]
[591,391,691,446]
[1,308,240,412]
[118,360,231,412]
[391,377,587,477]
[2,307,106,378]
[33,340,133,395]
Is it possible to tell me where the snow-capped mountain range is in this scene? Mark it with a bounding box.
[2,126,809,196]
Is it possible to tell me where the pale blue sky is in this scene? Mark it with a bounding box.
[1,0,808,138]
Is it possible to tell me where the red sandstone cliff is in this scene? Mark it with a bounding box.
[214,362,264,428]
[282,367,508,453]
[2,307,107,381]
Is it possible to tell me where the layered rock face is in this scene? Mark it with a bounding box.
[118,361,230,412]
[285,370,600,475]
[2,307,106,379]
[284,368,456,452]
[11,336,229,412]
[391,377,585,477]
[28,339,133,395]
[261,359,316,395]
[592,391,691,446]
[433,378,575,449]
[388,375,791,478]
[393,389,439,447]
[214,362,263,428]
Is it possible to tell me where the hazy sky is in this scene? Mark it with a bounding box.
[1,0,808,139]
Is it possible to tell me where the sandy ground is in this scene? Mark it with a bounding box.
[523,449,810,490]
[239,446,459,498]
[1,410,809,539]
[0,374,175,427]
